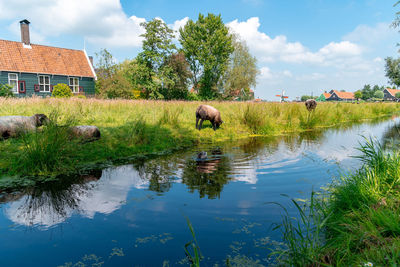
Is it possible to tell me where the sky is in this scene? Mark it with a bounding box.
[0,0,399,100]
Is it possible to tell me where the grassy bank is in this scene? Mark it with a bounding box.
[275,139,400,266]
[0,98,399,182]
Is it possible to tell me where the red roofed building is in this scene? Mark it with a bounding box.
[383,88,400,101]
[0,20,96,96]
[326,90,355,101]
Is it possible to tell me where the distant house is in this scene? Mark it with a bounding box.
[326,90,355,101]
[229,88,255,101]
[316,92,331,102]
[383,88,400,101]
[0,20,96,97]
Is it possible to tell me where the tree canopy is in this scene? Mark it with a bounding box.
[180,13,234,99]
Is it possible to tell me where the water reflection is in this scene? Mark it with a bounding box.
[1,118,398,230]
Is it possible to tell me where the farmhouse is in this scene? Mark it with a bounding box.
[326,90,355,101]
[316,92,331,101]
[383,88,400,101]
[0,20,96,97]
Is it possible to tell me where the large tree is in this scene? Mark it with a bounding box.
[385,57,400,87]
[136,18,176,99]
[222,34,259,99]
[179,13,234,99]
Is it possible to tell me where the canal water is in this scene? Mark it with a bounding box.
[1,118,399,266]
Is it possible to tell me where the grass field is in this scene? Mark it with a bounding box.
[0,97,399,183]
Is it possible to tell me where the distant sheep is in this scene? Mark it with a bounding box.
[0,114,48,139]
[305,99,317,112]
[195,105,223,131]
[70,126,101,141]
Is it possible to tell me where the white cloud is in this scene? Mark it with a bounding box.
[343,22,394,45]
[169,17,189,33]
[0,0,146,47]
[227,17,363,67]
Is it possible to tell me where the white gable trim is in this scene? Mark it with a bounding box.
[83,49,97,80]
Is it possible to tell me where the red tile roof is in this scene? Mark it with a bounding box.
[323,93,331,98]
[0,39,95,78]
[330,90,354,99]
[386,88,400,97]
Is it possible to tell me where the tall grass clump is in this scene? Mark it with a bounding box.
[9,112,78,176]
[158,106,183,126]
[272,192,330,266]
[275,138,400,266]
[242,104,269,134]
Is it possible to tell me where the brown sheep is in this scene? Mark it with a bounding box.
[195,105,223,131]
[0,114,49,139]
[305,99,317,112]
[70,126,101,141]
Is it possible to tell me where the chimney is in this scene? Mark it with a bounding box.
[19,19,31,46]
[88,56,94,67]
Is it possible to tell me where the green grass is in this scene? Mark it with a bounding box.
[0,97,399,184]
[274,138,400,266]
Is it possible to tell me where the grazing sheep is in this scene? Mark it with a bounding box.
[195,105,223,131]
[305,99,317,112]
[0,114,48,139]
[70,126,101,141]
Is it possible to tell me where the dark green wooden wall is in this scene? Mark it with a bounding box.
[0,71,95,97]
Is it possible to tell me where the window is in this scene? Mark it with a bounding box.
[69,77,79,93]
[8,73,18,93]
[38,75,50,92]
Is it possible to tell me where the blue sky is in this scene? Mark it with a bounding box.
[0,0,399,100]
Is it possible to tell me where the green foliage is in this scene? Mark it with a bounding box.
[396,92,400,98]
[160,53,192,100]
[374,90,384,99]
[354,90,362,99]
[361,84,385,100]
[0,84,14,97]
[101,63,135,99]
[180,13,234,100]
[385,57,400,87]
[136,18,176,99]
[222,34,259,100]
[300,95,317,102]
[52,83,73,98]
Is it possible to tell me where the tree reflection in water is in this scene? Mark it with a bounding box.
[181,148,232,199]
[1,170,102,227]
[382,122,400,149]
[0,129,332,227]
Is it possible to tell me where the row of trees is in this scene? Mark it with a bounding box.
[96,13,259,100]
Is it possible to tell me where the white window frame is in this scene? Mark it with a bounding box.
[69,77,79,93]
[38,75,51,92]
[8,73,18,94]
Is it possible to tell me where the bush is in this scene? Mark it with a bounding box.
[374,90,384,99]
[52,83,73,98]
[0,84,14,97]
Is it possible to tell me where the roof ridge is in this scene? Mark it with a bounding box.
[0,39,84,52]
